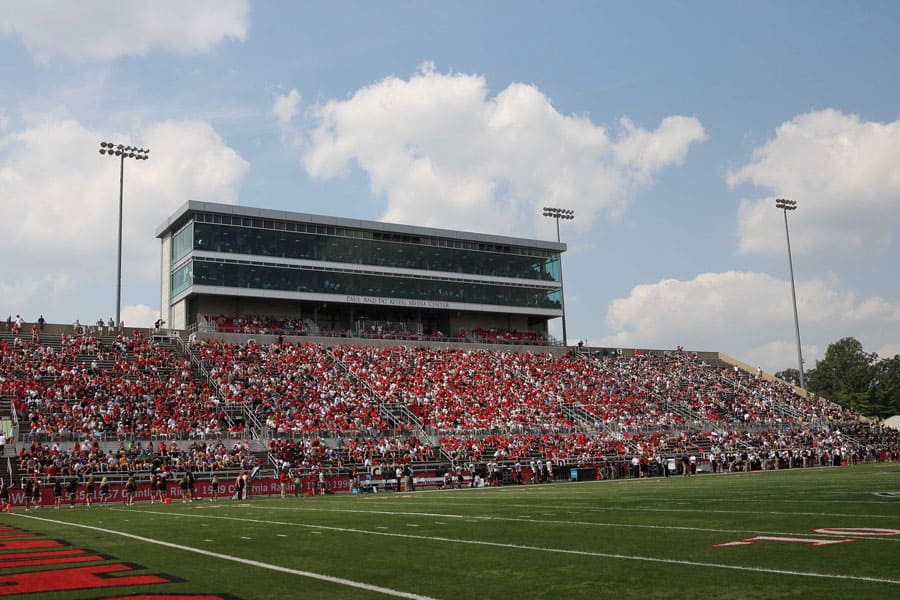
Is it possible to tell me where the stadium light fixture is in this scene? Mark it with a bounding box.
[99,142,150,328]
[775,198,805,389]
[542,206,575,346]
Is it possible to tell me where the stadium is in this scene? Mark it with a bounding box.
[0,201,898,599]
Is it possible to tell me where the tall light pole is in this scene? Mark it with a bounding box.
[775,198,805,389]
[99,142,150,327]
[542,206,574,346]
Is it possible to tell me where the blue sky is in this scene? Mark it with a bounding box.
[1,0,899,373]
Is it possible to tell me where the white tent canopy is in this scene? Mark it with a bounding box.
[882,415,900,431]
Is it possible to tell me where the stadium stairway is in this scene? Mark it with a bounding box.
[174,336,263,439]
[324,346,450,460]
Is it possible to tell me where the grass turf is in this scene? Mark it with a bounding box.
[4,463,899,599]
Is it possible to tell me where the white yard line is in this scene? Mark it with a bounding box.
[242,504,900,542]
[15,513,438,600]
[416,499,900,520]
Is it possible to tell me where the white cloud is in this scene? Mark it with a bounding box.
[0,0,249,61]
[597,271,900,372]
[0,116,248,313]
[0,274,71,320]
[729,109,900,257]
[301,64,707,235]
[272,89,301,124]
[122,303,160,328]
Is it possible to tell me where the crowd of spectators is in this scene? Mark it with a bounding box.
[198,313,550,346]
[191,339,898,464]
[331,345,576,432]
[199,315,305,336]
[15,439,258,482]
[703,423,900,471]
[330,345,856,435]
[357,325,548,346]
[542,350,859,432]
[195,340,392,436]
[0,330,230,440]
[439,431,626,464]
[470,328,545,345]
[711,359,855,424]
[3,328,898,480]
[268,435,435,473]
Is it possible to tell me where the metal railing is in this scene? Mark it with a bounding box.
[324,346,435,446]
[174,335,263,440]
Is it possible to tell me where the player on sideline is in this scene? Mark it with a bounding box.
[67,478,77,508]
[53,479,63,509]
[99,477,110,506]
[124,477,136,506]
[84,476,95,508]
[22,479,32,511]
[247,463,261,499]
[233,471,245,500]
[0,481,10,512]
[179,473,190,503]
[187,470,195,502]
[30,480,42,510]
[156,472,167,503]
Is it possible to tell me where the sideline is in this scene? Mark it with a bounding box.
[14,512,438,600]
[106,509,900,586]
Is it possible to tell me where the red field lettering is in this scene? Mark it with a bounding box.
[0,527,37,539]
[0,538,64,551]
[0,563,172,595]
[0,549,97,567]
[0,552,104,568]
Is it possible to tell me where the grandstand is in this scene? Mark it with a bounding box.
[0,203,897,499]
[2,318,897,498]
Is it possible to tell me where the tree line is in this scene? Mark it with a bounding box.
[775,337,900,419]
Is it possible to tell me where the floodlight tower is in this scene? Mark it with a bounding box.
[542,207,574,346]
[99,142,150,327]
[775,198,805,390]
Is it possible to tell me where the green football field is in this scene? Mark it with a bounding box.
[3,464,899,599]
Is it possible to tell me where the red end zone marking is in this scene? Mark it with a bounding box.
[0,539,63,551]
[0,563,172,594]
[0,552,104,568]
[711,536,857,548]
[0,549,93,562]
[0,525,231,598]
[0,528,37,539]
[813,527,900,537]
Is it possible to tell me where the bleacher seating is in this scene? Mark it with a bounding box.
[0,330,228,441]
[2,324,898,489]
[196,340,391,436]
[330,345,576,431]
